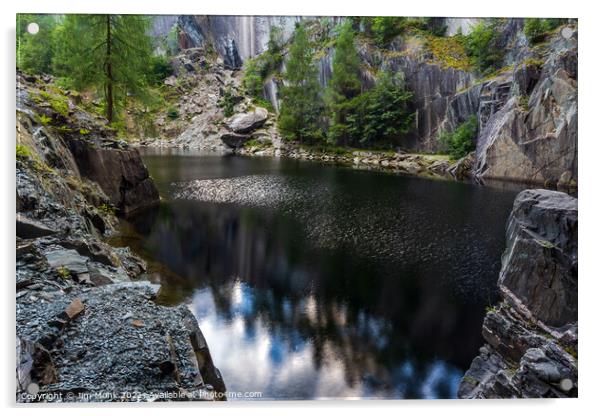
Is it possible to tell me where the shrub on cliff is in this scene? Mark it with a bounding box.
[439,115,478,160]
[465,21,504,75]
[524,18,568,44]
[359,17,446,47]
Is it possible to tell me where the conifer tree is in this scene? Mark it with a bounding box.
[326,21,362,144]
[53,15,153,123]
[278,24,322,142]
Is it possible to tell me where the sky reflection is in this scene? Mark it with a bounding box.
[191,279,463,400]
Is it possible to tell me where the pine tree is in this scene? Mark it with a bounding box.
[52,15,153,123]
[326,21,362,145]
[277,24,322,142]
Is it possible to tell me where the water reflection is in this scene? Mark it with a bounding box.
[119,149,523,399]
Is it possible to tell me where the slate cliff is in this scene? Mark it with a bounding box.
[458,189,577,398]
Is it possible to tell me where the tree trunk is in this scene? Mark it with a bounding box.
[105,15,114,123]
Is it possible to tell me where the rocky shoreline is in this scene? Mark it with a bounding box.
[458,189,578,398]
[16,72,226,402]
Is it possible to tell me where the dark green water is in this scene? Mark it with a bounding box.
[122,147,522,400]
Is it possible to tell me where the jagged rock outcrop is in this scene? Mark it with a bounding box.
[16,73,225,401]
[458,189,577,398]
[500,189,577,327]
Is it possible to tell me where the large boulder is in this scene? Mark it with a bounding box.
[499,189,578,327]
[225,106,268,134]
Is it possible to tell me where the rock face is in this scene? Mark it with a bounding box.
[458,189,578,398]
[474,32,578,188]
[499,190,577,327]
[16,73,225,402]
[67,141,159,215]
[164,18,577,187]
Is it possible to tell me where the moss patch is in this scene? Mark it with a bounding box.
[425,34,472,71]
[37,89,70,118]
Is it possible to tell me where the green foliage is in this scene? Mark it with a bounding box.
[356,71,414,146]
[278,24,323,143]
[326,22,363,144]
[37,114,52,125]
[17,14,58,74]
[218,87,240,117]
[148,55,173,85]
[438,115,478,160]
[16,144,32,160]
[98,203,116,215]
[242,58,265,99]
[38,90,69,117]
[368,17,408,47]
[52,15,154,122]
[166,106,179,120]
[519,95,530,112]
[244,138,273,149]
[79,128,91,135]
[465,21,504,75]
[524,18,568,44]
[242,25,284,102]
[56,267,71,278]
[426,35,472,70]
[327,71,414,147]
[359,17,445,47]
[328,22,362,100]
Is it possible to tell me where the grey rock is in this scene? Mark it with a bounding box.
[447,152,475,180]
[44,249,89,275]
[16,215,57,239]
[220,132,251,149]
[67,142,160,216]
[474,30,577,187]
[17,282,225,402]
[500,189,577,327]
[225,107,268,134]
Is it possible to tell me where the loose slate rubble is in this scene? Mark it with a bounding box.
[17,282,226,402]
